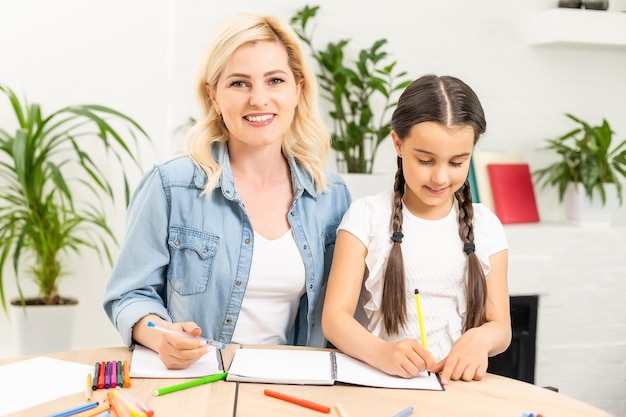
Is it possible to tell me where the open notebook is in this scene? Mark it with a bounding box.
[226,348,443,391]
[130,345,224,378]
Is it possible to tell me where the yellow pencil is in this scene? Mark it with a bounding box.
[414,289,428,349]
[86,372,92,401]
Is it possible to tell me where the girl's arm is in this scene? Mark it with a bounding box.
[429,249,511,384]
[322,230,435,378]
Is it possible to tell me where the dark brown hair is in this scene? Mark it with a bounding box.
[381,74,487,335]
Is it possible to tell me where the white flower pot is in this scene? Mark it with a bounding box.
[9,299,78,355]
[563,182,620,225]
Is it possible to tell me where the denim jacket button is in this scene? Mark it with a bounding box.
[226,318,232,324]
[175,240,180,246]
[235,281,241,286]
[245,239,250,244]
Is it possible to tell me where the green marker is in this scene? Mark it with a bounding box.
[154,372,228,396]
[116,360,123,387]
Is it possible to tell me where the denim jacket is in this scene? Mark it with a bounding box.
[103,145,351,348]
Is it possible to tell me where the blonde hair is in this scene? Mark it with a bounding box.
[186,13,330,194]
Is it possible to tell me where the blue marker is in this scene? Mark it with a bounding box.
[147,321,226,349]
[392,406,414,417]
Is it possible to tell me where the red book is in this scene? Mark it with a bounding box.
[487,163,540,224]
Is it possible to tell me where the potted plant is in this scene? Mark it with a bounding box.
[533,113,626,222]
[290,5,412,175]
[0,83,151,354]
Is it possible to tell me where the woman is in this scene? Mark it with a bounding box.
[103,13,350,369]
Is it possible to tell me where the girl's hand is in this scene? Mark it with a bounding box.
[369,338,436,378]
[428,327,489,384]
[153,321,209,369]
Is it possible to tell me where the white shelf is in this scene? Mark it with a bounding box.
[524,8,626,47]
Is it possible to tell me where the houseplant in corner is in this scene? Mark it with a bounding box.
[290,5,411,197]
[0,83,151,354]
[533,113,626,223]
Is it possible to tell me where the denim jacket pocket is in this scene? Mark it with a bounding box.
[167,226,219,295]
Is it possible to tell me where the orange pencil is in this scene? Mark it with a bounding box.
[264,389,330,414]
[117,389,154,417]
[123,360,131,388]
[108,389,131,417]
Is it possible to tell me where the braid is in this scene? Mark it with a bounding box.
[382,157,407,335]
[455,180,487,331]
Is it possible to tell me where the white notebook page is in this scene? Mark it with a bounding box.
[129,345,223,378]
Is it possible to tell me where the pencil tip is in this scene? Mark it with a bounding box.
[414,289,419,294]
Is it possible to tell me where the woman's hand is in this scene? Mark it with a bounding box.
[369,338,437,378]
[428,327,490,384]
[154,321,210,369]
[133,315,209,369]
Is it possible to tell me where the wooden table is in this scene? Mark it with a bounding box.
[0,345,615,417]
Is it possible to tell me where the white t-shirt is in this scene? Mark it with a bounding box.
[231,229,305,345]
[339,191,508,361]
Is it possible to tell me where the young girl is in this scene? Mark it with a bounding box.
[322,74,511,385]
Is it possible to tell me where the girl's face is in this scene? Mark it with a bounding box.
[392,121,475,220]
[208,41,302,149]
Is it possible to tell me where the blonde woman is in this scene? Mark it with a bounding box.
[104,13,350,369]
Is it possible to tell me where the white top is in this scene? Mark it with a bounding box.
[339,191,508,361]
[231,229,305,345]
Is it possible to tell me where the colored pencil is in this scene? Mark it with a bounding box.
[46,401,99,417]
[154,372,228,396]
[264,389,331,414]
[86,373,92,401]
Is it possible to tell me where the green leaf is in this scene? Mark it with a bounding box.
[290,4,411,173]
[534,113,626,204]
[0,83,153,309]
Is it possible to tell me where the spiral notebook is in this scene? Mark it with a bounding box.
[226,348,443,390]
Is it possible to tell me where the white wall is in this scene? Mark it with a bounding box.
[1,0,625,415]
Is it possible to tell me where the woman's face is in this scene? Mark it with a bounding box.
[392,121,475,220]
[209,41,301,149]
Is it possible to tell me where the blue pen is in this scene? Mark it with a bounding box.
[147,321,227,349]
[46,401,99,417]
[392,406,414,417]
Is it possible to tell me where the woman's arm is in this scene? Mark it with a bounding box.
[322,230,435,378]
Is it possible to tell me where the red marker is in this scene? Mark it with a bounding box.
[264,389,330,413]
[97,361,106,389]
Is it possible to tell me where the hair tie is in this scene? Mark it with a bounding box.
[391,232,404,244]
[463,242,475,255]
